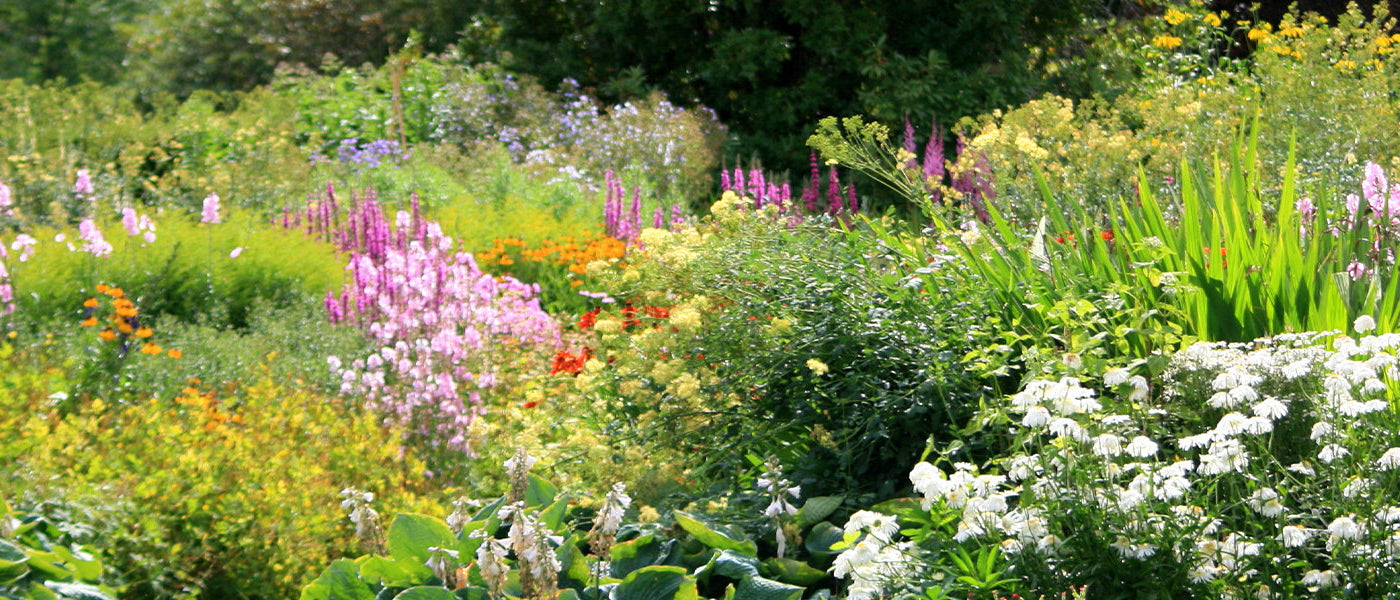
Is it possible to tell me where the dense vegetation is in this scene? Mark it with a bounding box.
[6,2,1400,600]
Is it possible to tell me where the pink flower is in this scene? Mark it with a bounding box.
[1364,162,1388,216]
[1347,260,1369,281]
[229,247,244,258]
[74,169,94,196]
[201,193,222,223]
[78,219,113,257]
[121,208,141,235]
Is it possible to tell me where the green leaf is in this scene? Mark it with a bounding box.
[525,474,557,507]
[44,582,117,600]
[23,549,74,580]
[610,566,698,600]
[301,559,377,600]
[358,555,415,588]
[387,513,456,578]
[794,497,843,528]
[803,523,844,557]
[609,534,674,579]
[672,511,757,555]
[392,587,457,600]
[733,576,802,600]
[760,558,828,587]
[539,497,570,532]
[557,533,596,591]
[699,550,759,581]
[0,538,29,584]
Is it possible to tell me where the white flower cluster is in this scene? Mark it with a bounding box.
[905,329,1400,591]
[830,511,921,600]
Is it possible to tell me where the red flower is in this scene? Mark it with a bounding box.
[1101,230,1114,241]
[621,304,641,329]
[578,308,601,330]
[549,347,594,376]
[643,305,670,319]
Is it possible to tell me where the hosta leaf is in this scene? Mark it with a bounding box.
[672,511,756,555]
[610,566,698,600]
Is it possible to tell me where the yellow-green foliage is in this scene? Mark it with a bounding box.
[961,3,1400,221]
[0,348,437,599]
[0,80,312,220]
[435,191,599,256]
[7,210,345,329]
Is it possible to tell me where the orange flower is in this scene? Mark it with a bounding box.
[95,283,110,293]
[140,343,162,355]
[83,297,100,308]
[135,327,154,338]
[97,329,117,341]
[80,317,98,327]
[117,322,134,335]
[106,287,124,298]
[167,349,183,358]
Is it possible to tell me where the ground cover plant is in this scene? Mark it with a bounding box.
[10,2,1400,600]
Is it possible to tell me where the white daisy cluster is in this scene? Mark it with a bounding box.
[830,511,922,600]
[908,329,1400,593]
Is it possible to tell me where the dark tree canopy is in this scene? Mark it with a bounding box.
[487,0,1097,173]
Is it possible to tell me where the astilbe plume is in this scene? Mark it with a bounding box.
[308,187,560,453]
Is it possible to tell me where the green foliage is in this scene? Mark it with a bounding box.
[582,205,993,497]
[0,0,147,85]
[0,500,117,600]
[0,362,435,600]
[8,211,344,331]
[0,80,313,220]
[487,0,1097,176]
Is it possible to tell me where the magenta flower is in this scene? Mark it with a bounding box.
[78,219,113,257]
[74,169,94,197]
[201,193,222,223]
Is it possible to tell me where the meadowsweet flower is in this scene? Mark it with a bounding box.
[806,358,829,375]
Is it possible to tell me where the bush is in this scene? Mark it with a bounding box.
[578,196,993,497]
[0,353,437,600]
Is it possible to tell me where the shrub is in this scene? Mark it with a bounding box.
[0,355,437,600]
[577,195,993,497]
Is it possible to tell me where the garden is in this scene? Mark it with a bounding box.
[5,1,1400,599]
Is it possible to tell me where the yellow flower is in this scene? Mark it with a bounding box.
[1247,28,1270,42]
[1279,26,1304,38]
[806,358,830,375]
[1163,9,1188,25]
[1203,13,1222,27]
[1152,35,1183,50]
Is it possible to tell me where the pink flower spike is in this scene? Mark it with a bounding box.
[202,193,222,223]
[74,169,94,196]
[1364,162,1388,215]
[122,208,141,235]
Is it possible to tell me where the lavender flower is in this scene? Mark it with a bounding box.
[202,193,222,224]
[78,219,113,257]
[74,169,93,197]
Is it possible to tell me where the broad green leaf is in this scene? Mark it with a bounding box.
[557,533,597,590]
[672,511,756,555]
[387,513,456,577]
[540,497,570,532]
[733,576,802,600]
[301,559,376,600]
[609,534,674,579]
[392,587,457,600]
[525,474,557,507]
[610,566,698,600]
[53,545,104,582]
[44,582,117,600]
[803,523,844,557]
[358,555,415,588]
[794,497,843,528]
[453,586,490,600]
[23,549,74,580]
[697,550,758,582]
[760,558,828,587]
[0,538,28,584]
